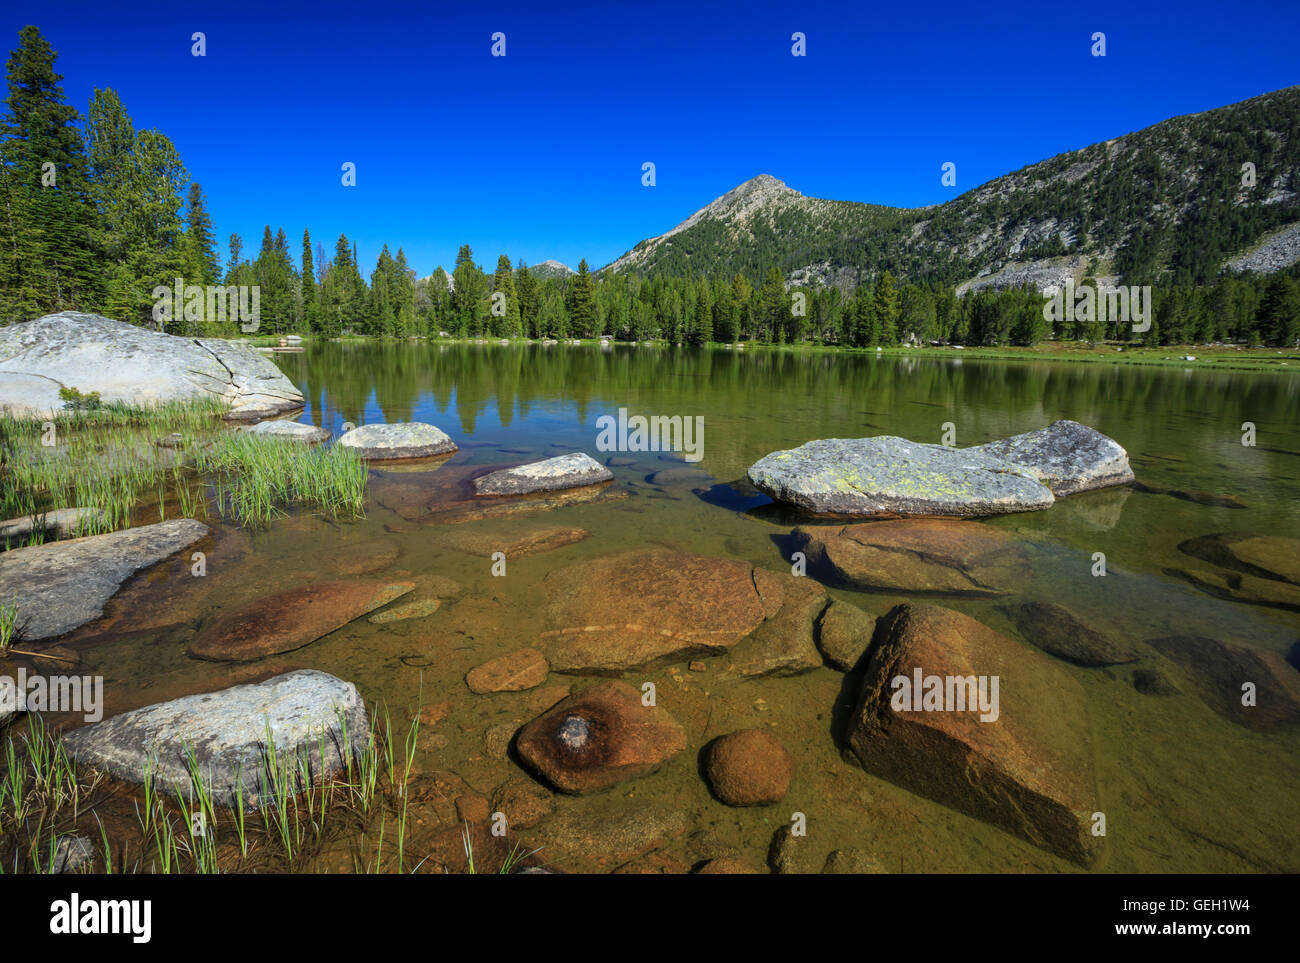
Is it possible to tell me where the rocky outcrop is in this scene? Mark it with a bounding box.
[794,518,1026,596]
[846,603,1102,866]
[0,312,302,419]
[62,670,368,806]
[472,452,613,496]
[0,519,210,640]
[515,680,687,794]
[336,422,457,459]
[966,420,1134,495]
[188,580,414,661]
[748,436,1054,516]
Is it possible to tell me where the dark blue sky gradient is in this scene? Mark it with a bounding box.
[4,0,1297,275]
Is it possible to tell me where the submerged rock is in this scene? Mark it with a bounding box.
[816,599,877,671]
[0,519,210,640]
[0,507,106,545]
[966,420,1134,495]
[472,452,613,496]
[719,574,827,678]
[466,648,550,693]
[62,670,369,806]
[1179,533,1300,585]
[1146,635,1300,730]
[242,419,330,442]
[436,524,589,559]
[539,549,772,673]
[188,579,414,661]
[748,436,1054,516]
[336,422,457,459]
[0,312,303,419]
[998,601,1137,667]
[822,850,888,874]
[367,597,442,624]
[794,518,1026,596]
[1170,566,1300,612]
[846,603,1102,866]
[515,680,687,794]
[704,729,794,806]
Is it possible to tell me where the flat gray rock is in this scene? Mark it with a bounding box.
[966,420,1133,495]
[0,312,303,419]
[242,420,330,442]
[747,436,1054,516]
[337,422,457,459]
[473,452,613,496]
[0,519,209,640]
[0,507,106,545]
[62,670,369,806]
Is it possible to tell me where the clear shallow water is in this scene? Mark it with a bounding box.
[71,344,1300,871]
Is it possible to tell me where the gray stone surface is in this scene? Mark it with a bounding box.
[966,420,1133,495]
[337,422,457,459]
[62,670,369,806]
[748,436,1054,516]
[0,519,209,640]
[473,452,613,496]
[0,507,107,545]
[242,419,330,442]
[0,312,303,419]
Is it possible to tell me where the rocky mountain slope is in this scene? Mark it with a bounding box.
[602,86,1300,291]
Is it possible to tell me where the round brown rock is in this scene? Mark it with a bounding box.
[704,729,793,807]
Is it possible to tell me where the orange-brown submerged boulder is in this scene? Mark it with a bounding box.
[704,729,794,806]
[466,648,549,693]
[515,680,686,794]
[189,580,415,661]
[795,518,1025,596]
[539,549,774,674]
[846,603,1101,866]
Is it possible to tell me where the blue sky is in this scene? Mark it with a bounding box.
[4,0,1297,276]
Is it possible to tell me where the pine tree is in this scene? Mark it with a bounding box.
[0,26,100,321]
[184,182,219,284]
[873,271,899,345]
[567,258,597,336]
[301,229,318,332]
[491,254,520,337]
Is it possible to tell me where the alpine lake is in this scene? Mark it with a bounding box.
[29,341,1300,873]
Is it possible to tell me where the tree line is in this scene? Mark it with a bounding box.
[1,25,1296,347]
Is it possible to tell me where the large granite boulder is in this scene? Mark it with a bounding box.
[0,519,210,640]
[189,580,414,661]
[0,312,303,419]
[846,603,1102,866]
[336,422,457,459]
[473,452,613,496]
[515,680,687,794]
[965,420,1133,495]
[62,670,368,805]
[747,436,1054,516]
[242,420,330,442]
[794,518,1026,596]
